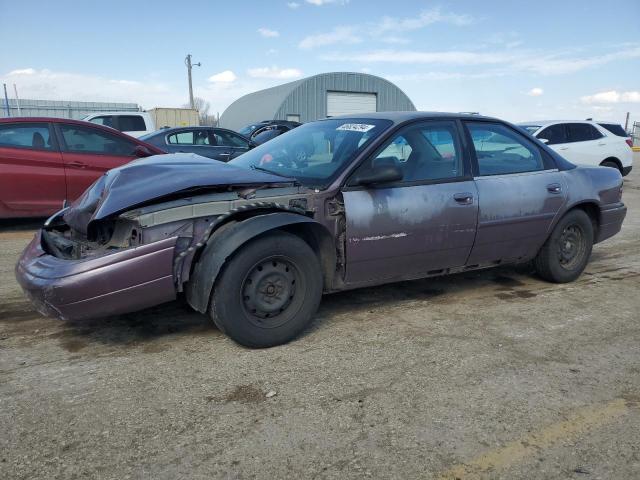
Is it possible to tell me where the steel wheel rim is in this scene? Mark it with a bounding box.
[241,256,300,328]
[557,223,586,270]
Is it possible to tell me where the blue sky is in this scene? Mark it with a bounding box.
[1,0,639,124]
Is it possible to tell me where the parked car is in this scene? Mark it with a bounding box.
[139,126,253,161]
[83,111,155,137]
[17,112,626,348]
[519,120,633,176]
[238,120,302,145]
[0,117,164,218]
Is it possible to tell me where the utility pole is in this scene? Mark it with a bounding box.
[13,84,21,116]
[2,84,10,117]
[185,54,201,110]
[624,112,630,132]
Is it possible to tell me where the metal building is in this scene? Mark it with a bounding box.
[1,98,141,119]
[219,72,416,131]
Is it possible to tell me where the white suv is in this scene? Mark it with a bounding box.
[519,120,633,176]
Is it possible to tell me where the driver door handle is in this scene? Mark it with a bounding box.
[453,193,474,205]
[547,183,562,194]
[67,160,87,169]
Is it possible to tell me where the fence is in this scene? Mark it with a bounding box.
[1,98,141,120]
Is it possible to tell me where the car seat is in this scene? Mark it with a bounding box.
[32,132,46,149]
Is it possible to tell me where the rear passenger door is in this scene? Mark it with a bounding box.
[342,120,478,284]
[464,121,567,265]
[562,123,606,166]
[56,123,140,201]
[0,122,66,217]
[213,129,251,160]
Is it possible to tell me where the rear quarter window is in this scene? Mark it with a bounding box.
[598,123,628,137]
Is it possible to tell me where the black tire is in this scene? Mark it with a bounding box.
[534,209,594,283]
[601,160,621,173]
[210,231,323,348]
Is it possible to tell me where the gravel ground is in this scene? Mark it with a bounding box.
[1,170,639,480]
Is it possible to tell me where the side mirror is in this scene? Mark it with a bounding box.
[133,145,153,158]
[539,138,549,144]
[355,164,403,186]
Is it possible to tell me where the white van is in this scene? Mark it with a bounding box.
[82,112,155,138]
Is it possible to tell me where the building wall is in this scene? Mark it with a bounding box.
[275,72,415,124]
[0,99,140,119]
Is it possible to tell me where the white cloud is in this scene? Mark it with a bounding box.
[247,66,303,79]
[258,27,279,38]
[299,26,361,49]
[581,90,640,104]
[527,87,544,96]
[287,2,300,8]
[208,70,237,83]
[380,36,411,45]
[305,0,348,5]
[322,44,640,77]
[2,67,178,108]
[373,7,474,34]
[322,49,512,65]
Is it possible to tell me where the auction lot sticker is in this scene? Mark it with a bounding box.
[336,123,376,132]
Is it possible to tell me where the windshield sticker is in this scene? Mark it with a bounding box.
[336,123,376,132]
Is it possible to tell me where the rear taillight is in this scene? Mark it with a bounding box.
[626,138,633,148]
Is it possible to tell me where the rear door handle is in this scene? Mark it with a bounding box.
[559,147,569,150]
[67,160,87,169]
[453,193,474,205]
[547,183,562,194]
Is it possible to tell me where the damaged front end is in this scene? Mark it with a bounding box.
[16,155,312,321]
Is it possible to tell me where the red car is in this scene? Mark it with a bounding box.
[0,117,165,218]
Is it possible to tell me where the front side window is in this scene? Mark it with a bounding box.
[118,115,146,132]
[467,122,544,176]
[59,124,137,155]
[0,123,53,151]
[354,121,462,183]
[566,123,603,143]
[215,130,249,148]
[230,118,392,187]
[537,124,567,145]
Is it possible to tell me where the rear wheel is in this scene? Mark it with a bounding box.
[534,209,594,283]
[210,231,323,348]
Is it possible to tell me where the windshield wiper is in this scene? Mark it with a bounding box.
[249,165,297,181]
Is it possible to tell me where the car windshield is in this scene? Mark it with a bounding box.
[520,125,541,134]
[230,118,392,188]
[238,124,261,136]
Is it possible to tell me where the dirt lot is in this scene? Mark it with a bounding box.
[1,171,639,480]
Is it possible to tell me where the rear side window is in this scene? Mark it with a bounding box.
[566,123,603,142]
[59,124,137,155]
[537,124,567,145]
[167,130,213,145]
[466,122,544,176]
[598,123,627,137]
[118,115,146,132]
[89,116,115,128]
[0,123,53,151]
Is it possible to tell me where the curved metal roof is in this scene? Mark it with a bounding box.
[220,72,416,131]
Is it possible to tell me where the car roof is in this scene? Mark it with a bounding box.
[322,111,500,124]
[518,120,601,127]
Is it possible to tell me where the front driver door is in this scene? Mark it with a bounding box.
[464,121,567,265]
[342,120,479,285]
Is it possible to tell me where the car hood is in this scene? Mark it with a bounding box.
[63,153,294,234]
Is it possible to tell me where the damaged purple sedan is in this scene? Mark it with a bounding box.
[17,113,627,347]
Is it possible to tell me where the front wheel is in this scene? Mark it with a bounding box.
[534,209,594,283]
[210,231,323,348]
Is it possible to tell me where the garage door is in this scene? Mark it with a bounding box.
[326,92,377,117]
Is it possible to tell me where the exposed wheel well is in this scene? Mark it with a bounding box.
[278,223,337,291]
[569,202,600,239]
[600,157,622,173]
